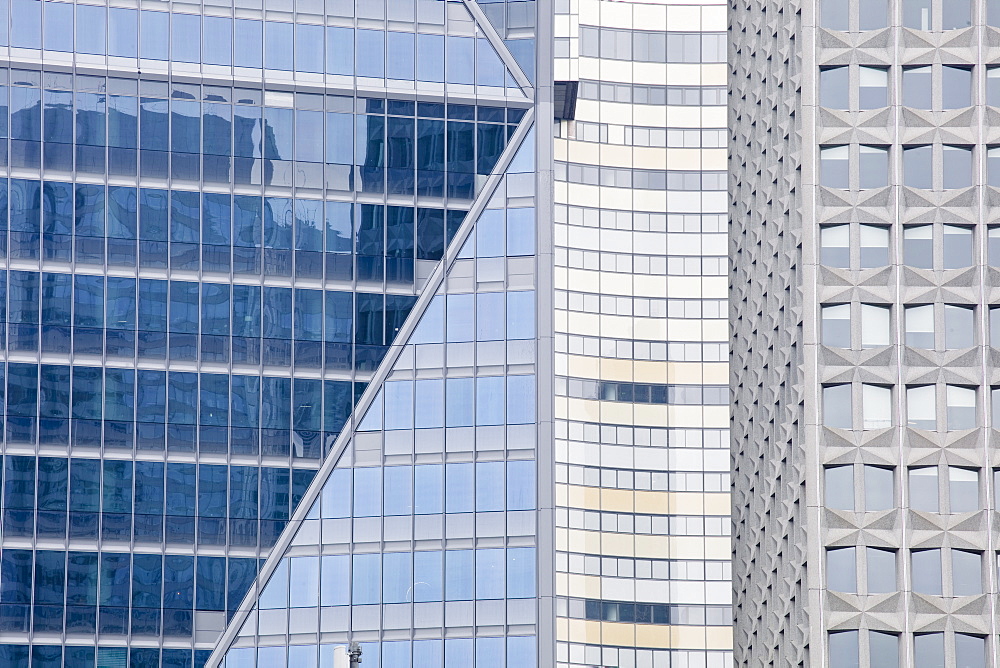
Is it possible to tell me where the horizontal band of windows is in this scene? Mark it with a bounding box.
[558,293,726,319]
[556,207,727,233]
[556,161,726,191]
[578,27,726,64]
[578,79,726,107]
[556,508,730,537]
[560,120,726,149]
[2,455,313,547]
[556,336,728,363]
[558,551,731,582]
[557,465,729,493]
[0,646,208,666]
[0,9,518,88]
[556,643,731,668]
[555,248,727,277]
[564,598,732,627]
[558,377,728,406]
[556,420,729,449]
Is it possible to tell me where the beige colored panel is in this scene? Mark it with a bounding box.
[702,148,727,170]
[566,397,602,423]
[703,320,729,341]
[568,354,602,379]
[631,188,667,212]
[664,64,705,86]
[600,487,636,513]
[566,312,601,337]
[702,362,729,384]
[703,107,726,126]
[666,148,703,171]
[667,362,704,384]
[599,357,636,382]
[601,144,639,167]
[568,140,601,165]
[667,4,703,30]
[600,314,635,338]
[630,145,668,168]
[702,4,727,30]
[633,318,668,340]
[634,4,668,31]
[632,403,670,427]
[601,401,634,425]
[633,275,667,298]
[701,63,727,85]
[563,573,603,599]
[667,405,709,428]
[633,360,668,383]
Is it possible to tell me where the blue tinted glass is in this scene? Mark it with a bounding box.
[296,24,323,73]
[506,461,535,510]
[446,463,473,513]
[476,462,504,511]
[140,10,168,60]
[446,378,473,427]
[387,32,416,81]
[12,0,41,49]
[445,550,473,600]
[412,551,443,602]
[234,19,263,69]
[384,381,413,430]
[326,27,354,76]
[357,30,385,78]
[352,553,380,604]
[476,638,505,668]
[476,549,504,599]
[477,39,505,87]
[204,16,233,66]
[353,467,382,517]
[447,37,475,85]
[382,552,412,603]
[77,4,107,55]
[506,291,535,339]
[265,22,293,71]
[44,1,72,52]
[383,467,413,516]
[108,8,137,57]
[476,376,505,425]
[507,208,534,255]
[445,638,474,665]
[507,375,535,424]
[414,464,443,515]
[320,555,349,605]
[417,34,445,83]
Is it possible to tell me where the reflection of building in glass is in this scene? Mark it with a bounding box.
[0,0,728,665]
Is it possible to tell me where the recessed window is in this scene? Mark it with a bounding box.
[862,384,891,429]
[820,66,849,109]
[865,466,894,511]
[949,468,979,513]
[903,0,971,31]
[911,549,943,594]
[820,225,850,268]
[942,66,973,110]
[990,308,1000,347]
[942,146,973,190]
[952,551,983,595]
[955,634,985,668]
[942,225,973,269]
[870,632,898,667]
[867,548,897,593]
[946,385,976,430]
[827,547,857,592]
[903,0,933,30]
[859,145,888,189]
[861,304,890,348]
[820,146,850,189]
[943,305,974,350]
[988,148,1000,187]
[902,66,932,109]
[903,225,933,269]
[906,385,936,430]
[909,467,939,512]
[828,631,859,667]
[905,304,934,348]
[859,225,889,268]
[825,465,855,510]
[903,145,933,189]
[859,67,889,109]
[821,304,851,348]
[821,0,888,31]
[914,634,944,668]
[823,384,852,429]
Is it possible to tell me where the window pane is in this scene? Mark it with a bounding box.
[903,67,932,109]
[866,548,896,594]
[820,67,849,109]
[942,66,972,109]
[825,466,854,510]
[862,384,891,429]
[903,146,933,189]
[822,304,851,348]
[827,547,856,592]
[942,147,973,190]
[859,225,889,268]
[955,634,985,668]
[821,0,849,30]
[946,385,976,431]
[821,146,849,189]
[907,386,937,430]
[952,551,982,595]
[913,634,944,668]
[828,631,859,668]
[944,305,973,350]
[821,225,850,268]
[859,146,888,189]
[906,305,934,348]
[911,550,942,595]
[861,304,889,348]
[864,466,893,511]
[942,225,972,269]
[949,468,978,513]
[859,67,888,109]
[823,384,852,429]
[869,632,898,668]
[908,467,939,512]
[903,226,933,269]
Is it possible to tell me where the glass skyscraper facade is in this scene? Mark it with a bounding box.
[0,0,728,666]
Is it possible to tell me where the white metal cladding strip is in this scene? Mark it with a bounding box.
[203,109,537,668]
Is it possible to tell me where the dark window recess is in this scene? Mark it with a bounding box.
[554,81,579,121]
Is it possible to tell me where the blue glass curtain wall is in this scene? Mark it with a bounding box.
[0,0,523,93]
[0,72,523,198]
[0,266,422,372]
[216,124,538,668]
[1,454,314,548]
[0,362,367,457]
